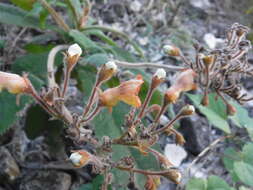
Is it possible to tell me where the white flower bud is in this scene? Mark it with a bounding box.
[105,61,117,71]
[69,152,82,166]
[198,53,205,59]
[154,68,166,79]
[163,45,174,53]
[181,104,195,116]
[68,43,82,57]
[163,45,180,56]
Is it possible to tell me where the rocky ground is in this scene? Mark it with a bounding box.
[1,0,253,189]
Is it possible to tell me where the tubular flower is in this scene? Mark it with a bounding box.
[69,150,91,168]
[165,69,197,104]
[0,71,30,94]
[99,75,144,110]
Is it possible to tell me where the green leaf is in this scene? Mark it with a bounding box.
[207,175,232,190]
[10,0,35,10]
[84,29,118,47]
[0,91,32,134]
[222,147,241,182]
[80,53,109,67]
[0,3,52,29]
[69,30,105,54]
[234,161,253,187]
[24,44,54,53]
[242,143,253,165]
[77,175,112,190]
[187,93,230,133]
[229,102,253,139]
[186,178,207,190]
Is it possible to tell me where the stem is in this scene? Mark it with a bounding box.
[61,69,71,98]
[82,80,100,118]
[135,86,154,122]
[38,0,70,32]
[216,90,230,106]
[203,65,210,100]
[152,114,182,135]
[116,166,175,176]
[81,105,101,123]
[152,102,169,125]
[47,45,68,89]
[179,53,192,67]
[115,60,184,71]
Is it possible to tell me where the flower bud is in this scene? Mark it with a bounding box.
[162,169,182,184]
[105,60,117,71]
[174,130,186,146]
[163,45,180,56]
[226,103,237,116]
[68,43,82,57]
[179,104,195,116]
[201,94,209,106]
[154,69,166,79]
[0,72,30,94]
[151,69,166,89]
[66,43,82,71]
[69,150,91,168]
[202,55,214,66]
[97,61,118,83]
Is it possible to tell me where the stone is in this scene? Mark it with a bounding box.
[0,147,20,181]
[203,33,224,49]
[164,144,187,167]
[179,116,210,155]
[20,171,71,190]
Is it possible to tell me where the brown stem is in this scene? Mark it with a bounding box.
[179,53,192,67]
[135,86,154,122]
[152,101,169,126]
[152,114,182,135]
[116,166,175,176]
[81,105,101,123]
[61,69,71,98]
[82,80,101,118]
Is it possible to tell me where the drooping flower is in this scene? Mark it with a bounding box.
[0,71,30,94]
[165,69,197,104]
[69,150,91,168]
[99,75,144,110]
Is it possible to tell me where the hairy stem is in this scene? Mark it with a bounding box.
[38,0,70,32]
[115,60,184,71]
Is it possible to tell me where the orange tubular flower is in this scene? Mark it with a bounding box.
[99,75,144,110]
[0,71,30,94]
[165,69,197,104]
